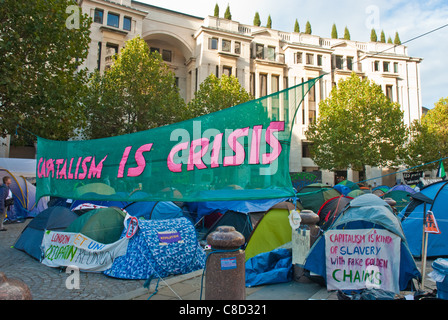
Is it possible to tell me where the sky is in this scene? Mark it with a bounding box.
[136,0,448,109]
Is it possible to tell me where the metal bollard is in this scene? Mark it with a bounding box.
[205,226,246,300]
[292,210,320,283]
[0,272,32,300]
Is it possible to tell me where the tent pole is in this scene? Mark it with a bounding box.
[421,231,429,289]
[420,204,427,289]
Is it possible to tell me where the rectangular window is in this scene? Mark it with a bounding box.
[150,47,160,54]
[383,61,390,72]
[97,41,102,70]
[317,54,323,66]
[386,85,393,101]
[347,56,353,70]
[295,52,302,64]
[256,44,264,59]
[222,39,231,52]
[394,62,399,73]
[234,42,241,55]
[94,9,104,24]
[374,60,380,71]
[267,46,275,61]
[123,16,132,31]
[209,38,218,50]
[335,55,343,69]
[259,74,268,97]
[223,66,232,76]
[306,53,314,65]
[162,49,172,62]
[107,12,120,28]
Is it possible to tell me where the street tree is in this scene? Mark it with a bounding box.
[306,73,408,172]
[405,97,448,170]
[83,36,186,139]
[0,0,92,142]
[185,74,253,119]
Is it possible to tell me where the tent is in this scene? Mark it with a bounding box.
[389,184,416,194]
[124,201,184,220]
[347,189,365,198]
[72,183,116,198]
[14,206,78,260]
[336,180,360,192]
[399,181,448,257]
[317,195,353,231]
[64,207,126,244]
[244,202,295,261]
[297,188,341,213]
[304,194,421,292]
[0,168,48,221]
[104,217,206,280]
[382,189,412,213]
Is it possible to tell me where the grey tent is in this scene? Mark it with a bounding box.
[14,206,79,260]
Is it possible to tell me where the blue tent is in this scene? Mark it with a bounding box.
[304,194,421,291]
[104,217,205,280]
[399,181,448,257]
[124,201,184,220]
[14,206,78,260]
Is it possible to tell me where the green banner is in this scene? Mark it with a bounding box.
[36,76,322,202]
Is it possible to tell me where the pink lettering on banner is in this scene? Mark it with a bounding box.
[167,142,188,173]
[88,155,108,179]
[117,146,132,178]
[78,156,92,180]
[187,138,209,171]
[223,127,249,167]
[210,133,223,168]
[67,158,75,179]
[262,121,284,164]
[74,157,82,179]
[46,159,55,178]
[58,159,67,179]
[249,125,263,165]
[127,143,153,177]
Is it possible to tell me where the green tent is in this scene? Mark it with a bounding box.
[347,189,365,198]
[64,207,126,244]
[382,190,411,213]
[337,180,360,191]
[297,188,341,213]
[244,202,294,261]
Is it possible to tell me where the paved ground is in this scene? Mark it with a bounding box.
[0,218,439,301]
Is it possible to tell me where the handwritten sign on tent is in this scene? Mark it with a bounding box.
[35,77,322,203]
[425,211,441,234]
[325,229,401,293]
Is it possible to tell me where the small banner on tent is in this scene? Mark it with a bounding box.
[35,77,322,203]
[325,229,401,293]
[41,231,129,272]
[425,211,441,234]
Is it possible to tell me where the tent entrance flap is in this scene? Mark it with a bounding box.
[35,76,323,203]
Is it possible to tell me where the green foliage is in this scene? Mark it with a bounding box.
[405,97,448,170]
[331,23,338,39]
[394,32,401,45]
[294,19,300,33]
[370,28,377,42]
[387,36,393,44]
[267,15,272,28]
[253,12,261,26]
[344,26,350,40]
[306,73,407,171]
[224,4,232,20]
[305,21,312,34]
[380,30,386,43]
[214,3,219,17]
[0,0,92,142]
[83,36,186,139]
[185,74,253,119]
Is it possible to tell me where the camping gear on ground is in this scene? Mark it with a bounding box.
[297,188,340,213]
[205,226,246,300]
[244,202,294,261]
[304,194,421,293]
[337,288,399,300]
[428,258,448,299]
[64,207,126,244]
[399,181,448,257]
[245,248,293,287]
[124,201,184,220]
[317,195,353,231]
[0,168,48,221]
[104,217,205,280]
[14,206,78,260]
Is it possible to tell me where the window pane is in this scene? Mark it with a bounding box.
[296,52,302,64]
[107,13,119,28]
[94,9,103,24]
[222,39,231,52]
[256,44,264,59]
[267,46,275,61]
[306,53,314,65]
[209,38,218,50]
[234,42,241,54]
[162,49,172,62]
[123,17,131,31]
[347,57,353,70]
